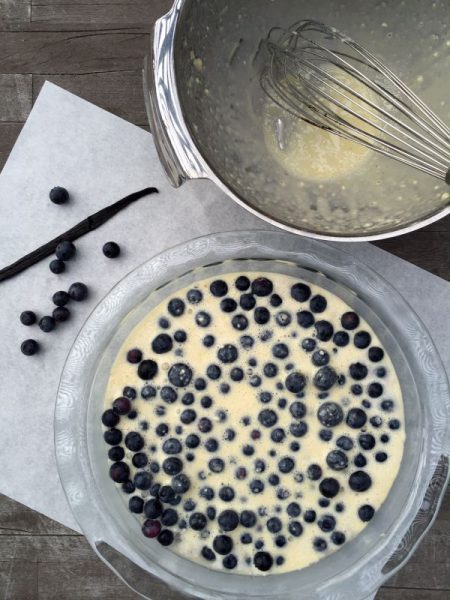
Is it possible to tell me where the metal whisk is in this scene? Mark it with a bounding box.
[261,20,450,183]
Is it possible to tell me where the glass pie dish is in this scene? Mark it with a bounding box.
[55,230,449,600]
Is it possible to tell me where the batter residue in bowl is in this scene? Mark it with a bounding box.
[102,272,405,574]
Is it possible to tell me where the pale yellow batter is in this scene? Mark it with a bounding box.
[103,271,405,575]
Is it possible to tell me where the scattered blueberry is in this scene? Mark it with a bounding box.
[49,259,65,274]
[68,282,88,301]
[21,339,39,355]
[103,241,120,259]
[39,316,55,333]
[55,240,76,261]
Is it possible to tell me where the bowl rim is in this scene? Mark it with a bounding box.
[55,229,450,600]
[147,0,450,242]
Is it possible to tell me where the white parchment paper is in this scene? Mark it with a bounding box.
[0,82,448,533]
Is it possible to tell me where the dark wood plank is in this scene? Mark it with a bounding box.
[0,560,37,600]
[31,0,171,29]
[0,74,32,121]
[0,0,31,31]
[374,230,450,280]
[33,71,148,125]
[377,590,449,600]
[0,31,148,74]
[0,494,74,536]
[0,123,24,172]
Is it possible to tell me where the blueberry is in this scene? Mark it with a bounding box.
[152,333,173,354]
[204,364,220,382]
[336,436,354,451]
[158,529,174,546]
[235,275,250,291]
[108,446,124,461]
[311,349,329,367]
[313,537,328,552]
[326,450,348,471]
[129,496,144,513]
[202,336,214,350]
[240,510,257,528]
[250,480,264,494]
[278,457,295,473]
[242,444,255,456]
[310,295,327,313]
[264,517,282,534]
[49,259,65,274]
[259,391,272,404]
[134,471,152,490]
[159,317,170,329]
[104,428,122,445]
[291,283,311,302]
[314,368,338,393]
[201,546,216,561]
[254,459,266,473]
[349,362,368,380]
[128,410,137,420]
[68,282,88,301]
[142,519,162,539]
[187,289,203,304]
[218,509,239,532]
[296,310,314,328]
[389,419,400,430]
[254,307,270,324]
[168,363,192,387]
[381,400,394,412]
[284,502,300,518]
[102,409,119,428]
[354,453,367,467]
[285,372,306,393]
[376,367,387,377]
[258,409,278,428]
[287,402,305,421]
[351,384,363,395]
[261,363,277,379]
[231,314,248,331]
[239,293,256,311]
[331,531,346,545]
[52,306,70,323]
[358,504,375,522]
[318,514,336,532]
[181,392,195,406]
[160,386,177,404]
[319,478,340,498]
[349,470,372,492]
[213,535,233,555]
[290,421,308,437]
[162,438,182,455]
[359,433,376,450]
[184,499,196,512]
[162,457,183,475]
[369,347,384,362]
[346,408,367,429]
[51,291,69,307]
[341,312,360,330]
[20,339,39,356]
[272,311,290,329]
[39,316,55,332]
[370,415,383,428]
[200,486,215,500]
[180,409,196,425]
[315,320,334,342]
[150,462,160,473]
[268,474,279,486]
[210,280,228,297]
[333,331,350,347]
[302,338,316,352]
[319,429,333,441]
[368,382,383,398]
[224,428,236,441]
[122,481,136,494]
[209,458,225,473]
[49,186,70,205]
[196,311,211,327]
[131,451,147,468]
[205,438,218,452]
[102,241,120,259]
[207,507,216,520]
[376,452,388,462]
[168,298,185,317]
[56,240,76,261]
[215,347,239,369]
[158,485,175,503]
[219,486,235,502]
[240,335,255,349]
[220,298,237,313]
[109,461,130,483]
[155,423,169,437]
[241,533,252,544]
[354,331,371,349]
[198,417,213,433]
[317,402,344,427]
[127,348,143,364]
[159,508,178,527]
[251,277,273,297]
[112,396,131,415]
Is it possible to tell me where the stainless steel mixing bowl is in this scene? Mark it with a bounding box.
[144,0,449,241]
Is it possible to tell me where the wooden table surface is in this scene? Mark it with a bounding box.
[0,1,448,599]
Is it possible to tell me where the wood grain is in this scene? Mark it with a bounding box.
[0,0,448,598]
[33,71,148,124]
